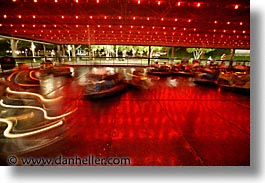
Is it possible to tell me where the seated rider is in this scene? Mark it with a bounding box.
[219,61,227,72]
[153,61,160,68]
[200,64,219,80]
[192,60,200,68]
[95,73,120,91]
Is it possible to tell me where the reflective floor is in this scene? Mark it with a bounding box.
[0,66,250,166]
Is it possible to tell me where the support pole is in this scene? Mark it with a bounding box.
[148,45,151,66]
[229,48,235,68]
[43,44,46,60]
[57,45,61,63]
[61,45,65,56]
[31,42,36,62]
[67,45,72,61]
[171,46,175,64]
[71,45,76,62]
[10,39,19,57]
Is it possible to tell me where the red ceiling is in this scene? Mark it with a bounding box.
[0,0,250,49]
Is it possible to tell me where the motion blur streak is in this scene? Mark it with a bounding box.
[6,87,63,102]
[7,112,34,121]
[0,99,77,120]
[6,71,18,81]
[29,71,40,81]
[6,71,40,87]
[0,118,63,138]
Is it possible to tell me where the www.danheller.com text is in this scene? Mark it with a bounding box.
[7,155,131,166]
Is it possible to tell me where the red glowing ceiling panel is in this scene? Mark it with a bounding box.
[0,0,250,48]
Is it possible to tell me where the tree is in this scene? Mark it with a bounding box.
[104,45,114,59]
[135,46,149,57]
[0,40,10,56]
[186,48,215,59]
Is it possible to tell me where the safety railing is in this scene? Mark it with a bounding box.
[1,55,250,71]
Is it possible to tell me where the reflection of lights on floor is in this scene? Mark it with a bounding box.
[92,67,98,73]
[130,68,135,73]
[78,76,88,86]
[0,99,77,120]
[0,118,63,138]
[0,77,6,82]
[76,68,91,86]
[6,87,62,102]
[69,67,75,76]
[41,76,64,94]
[105,67,115,75]
[166,77,177,87]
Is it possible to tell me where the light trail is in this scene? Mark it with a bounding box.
[0,99,77,120]
[6,71,18,82]
[6,87,63,102]
[0,118,63,138]
[14,83,40,87]
[4,95,56,111]
[7,71,40,87]
[6,112,35,131]
[29,70,40,81]
[7,112,35,121]
[126,73,147,80]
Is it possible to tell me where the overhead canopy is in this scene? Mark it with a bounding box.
[0,0,250,49]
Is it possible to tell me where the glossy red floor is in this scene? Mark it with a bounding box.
[0,66,250,166]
